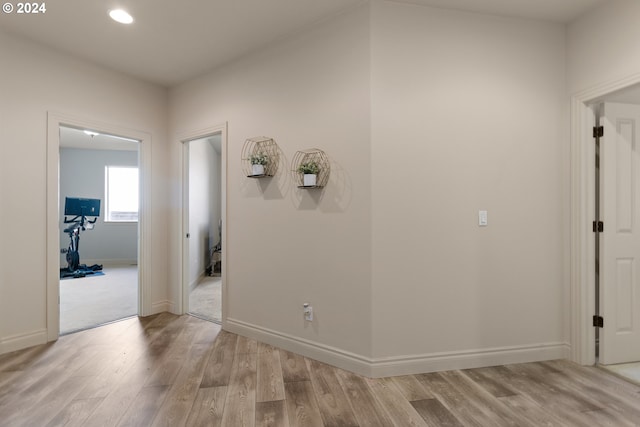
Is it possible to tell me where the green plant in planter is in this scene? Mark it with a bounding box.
[297,161,320,175]
[250,153,269,165]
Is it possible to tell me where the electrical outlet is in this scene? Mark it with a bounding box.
[303,303,313,321]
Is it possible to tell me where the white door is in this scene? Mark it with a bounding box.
[601,102,640,364]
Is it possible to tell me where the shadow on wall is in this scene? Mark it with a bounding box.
[240,147,352,212]
[293,159,352,213]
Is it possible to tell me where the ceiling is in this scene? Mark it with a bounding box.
[392,0,607,23]
[60,126,139,152]
[0,0,607,88]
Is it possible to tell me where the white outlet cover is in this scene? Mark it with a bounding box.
[479,210,488,226]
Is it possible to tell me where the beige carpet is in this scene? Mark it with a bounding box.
[60,265,138,334]
[189,276,221,323]
[601,361,640,385]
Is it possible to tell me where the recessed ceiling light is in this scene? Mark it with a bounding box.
[84,130,100,137]
[109,9,134,24]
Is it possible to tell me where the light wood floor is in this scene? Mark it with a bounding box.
[1,313,640,426]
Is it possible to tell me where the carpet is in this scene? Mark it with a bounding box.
[60,265,138,334]
[601,361,640,385]
[189,276,221,323]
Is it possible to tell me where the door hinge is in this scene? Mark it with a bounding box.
[593,315,604,328]
[592,221,604,232]
[593,126,604,138]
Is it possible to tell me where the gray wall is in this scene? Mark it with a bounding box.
[60,148,138,266]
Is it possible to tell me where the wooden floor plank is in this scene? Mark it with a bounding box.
[256,343,285,403]
[497,394,582,427]
[150,341,213,427]
[200,330,238,388]
[284,381,324,427]
[220,350,257,427]
[411,398,465,427]
[306,359,358,427]
[462,366,517,398]
[390,374,434,402]
[440,370,532,427]
[416,372,494,427]
[255,400,290,427]
[116,385,170,427]
[44,397,105,427]
[334,368,394,427]
[184,386,228,427]
[366,377,428,427]
[280,350,310,383]
[472,365,600,425]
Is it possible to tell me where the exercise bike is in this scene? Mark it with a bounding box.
[61,197,102,278]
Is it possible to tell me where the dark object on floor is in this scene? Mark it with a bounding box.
[60,264,104,280]
[62,197,101,271]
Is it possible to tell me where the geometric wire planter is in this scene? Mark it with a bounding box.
[291,148,330,188]
[241,136,280,178]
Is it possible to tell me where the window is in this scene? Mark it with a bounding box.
[105,166,138,222]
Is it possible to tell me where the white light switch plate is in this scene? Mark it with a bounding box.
[479,210,488,226]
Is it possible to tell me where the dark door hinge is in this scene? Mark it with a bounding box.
[593,221,604,232]
[593,315,604,328]
[594,126,604,138]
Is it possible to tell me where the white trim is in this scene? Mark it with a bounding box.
[570,71,640,366]
[226,317,569,378]
[152,300,174,314]
[176,123,228,324]
[47,112,152,343]
[0,329,47,355]
[369,343,569,378]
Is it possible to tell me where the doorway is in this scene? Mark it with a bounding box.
[58,126,140,334]
[46,112,153,342]
[571,78,640,373]
[180,124,227,324]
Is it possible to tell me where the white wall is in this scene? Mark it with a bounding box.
[369,2,568,372]
[188,138,221,287]
[170,1,570,376]
[59,148,138,265]
[0,31,169,354]
[170,4,373,365]
[567,0,640,94]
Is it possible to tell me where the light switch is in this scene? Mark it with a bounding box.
[479,210,488,227]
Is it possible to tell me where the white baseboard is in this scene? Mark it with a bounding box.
[369,342,570,378]
[225,318,570,378]
[151,300,174,315]
[0,329,47,356]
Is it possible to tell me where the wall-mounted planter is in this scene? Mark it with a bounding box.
[291,148,330,188]
[242,137,280,178]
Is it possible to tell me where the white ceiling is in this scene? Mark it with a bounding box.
[0,0,607,88]
[60,126,139,152]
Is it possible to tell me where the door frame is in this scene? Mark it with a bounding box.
[46,112,153,341]
[571,72,640,365]
[177,123,227,324]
